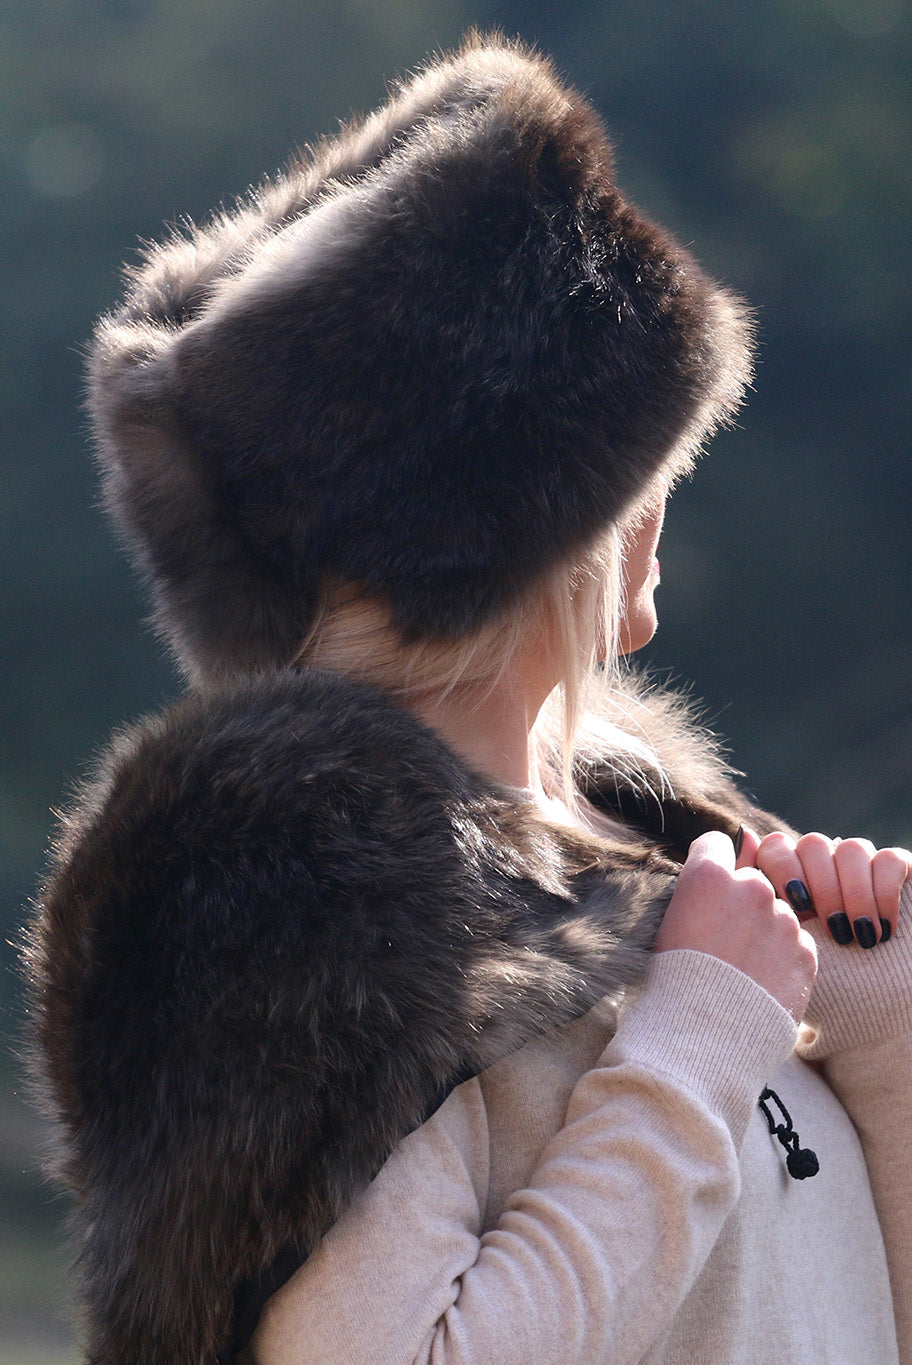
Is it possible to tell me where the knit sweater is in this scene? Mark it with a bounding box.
[250,886,912,1364]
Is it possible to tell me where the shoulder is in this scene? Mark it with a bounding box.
[23,668,677,1361]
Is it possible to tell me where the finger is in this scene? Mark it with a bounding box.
[686,829,737,873]
[795,832,841,912]
[833,838,880,947]
[754,833,814,919]
[794,832,849,940]
[872,847,912,940]
[735,823,761,870]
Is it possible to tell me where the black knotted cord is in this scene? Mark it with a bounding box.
[759,1087,820,1179]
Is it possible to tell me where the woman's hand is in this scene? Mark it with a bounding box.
[655,830,818,1022]
[739,827,912,948]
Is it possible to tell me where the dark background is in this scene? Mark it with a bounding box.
[3,1,910,1358]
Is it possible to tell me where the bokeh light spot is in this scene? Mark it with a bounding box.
[25,122,105,198]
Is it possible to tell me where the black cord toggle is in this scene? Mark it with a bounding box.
[758,1087,820,1179]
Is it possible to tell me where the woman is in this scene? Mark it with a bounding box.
[26,33,912,1365]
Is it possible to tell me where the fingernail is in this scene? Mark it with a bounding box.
[734,825,744,858]
[880,917,892,943]
[827,912,854,945]
[785,879,813,915]
[854,916,877,949]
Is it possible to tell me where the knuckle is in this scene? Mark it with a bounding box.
[740,869,776,910]
[798,946,818,980]
[772,904,810,958]
[789,917,817,957]
[796,831,832,856]
[773,898,800,931]
[873,847,905,873]
[759,831,795,856]
[836,837,876,859]
[799,933,819,969]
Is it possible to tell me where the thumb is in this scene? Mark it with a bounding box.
[684,828,737,873]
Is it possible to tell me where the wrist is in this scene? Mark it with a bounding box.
[606,949,797,1138]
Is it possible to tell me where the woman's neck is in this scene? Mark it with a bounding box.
[412,678,544,792]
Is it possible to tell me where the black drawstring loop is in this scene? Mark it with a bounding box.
[759,1087,820,1180]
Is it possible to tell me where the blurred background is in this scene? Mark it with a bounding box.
[2,0,911,1359]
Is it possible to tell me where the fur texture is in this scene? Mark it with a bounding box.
[88,33,754,682]
[24,668,786,1364]
[49,34,769,1358]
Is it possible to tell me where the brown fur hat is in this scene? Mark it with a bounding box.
[88,33,753,682]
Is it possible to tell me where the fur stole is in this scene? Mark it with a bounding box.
[24,668,782,1363]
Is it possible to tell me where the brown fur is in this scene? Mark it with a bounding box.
[87,34,753,683]
[46,33,770,1360]
[24,668,787,1363]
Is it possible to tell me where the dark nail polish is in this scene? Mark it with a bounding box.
[827,912,854,945]
[734,825,744,858]
[854,916,877,949]
[785,879,813,915]
[880,917,892,943]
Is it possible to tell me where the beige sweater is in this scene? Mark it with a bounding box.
[252,886,912,1365]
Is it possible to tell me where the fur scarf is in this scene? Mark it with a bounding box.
[25,667,784,1364]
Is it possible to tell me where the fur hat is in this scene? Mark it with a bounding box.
[88,33,753,682]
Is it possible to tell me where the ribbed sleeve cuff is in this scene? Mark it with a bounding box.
[798,881,912,1061]
[603,949,798,1140]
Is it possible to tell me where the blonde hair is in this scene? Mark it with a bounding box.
[293,522,663,809]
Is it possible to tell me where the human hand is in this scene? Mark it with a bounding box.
[798,881,912,1059]
[738,827,912,949]
[655,830,818,1022]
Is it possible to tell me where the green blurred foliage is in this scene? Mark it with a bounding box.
[2,0,911,1355]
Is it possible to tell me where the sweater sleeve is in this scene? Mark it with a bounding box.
[252,950,796,1365]
[796,881,912,1362]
